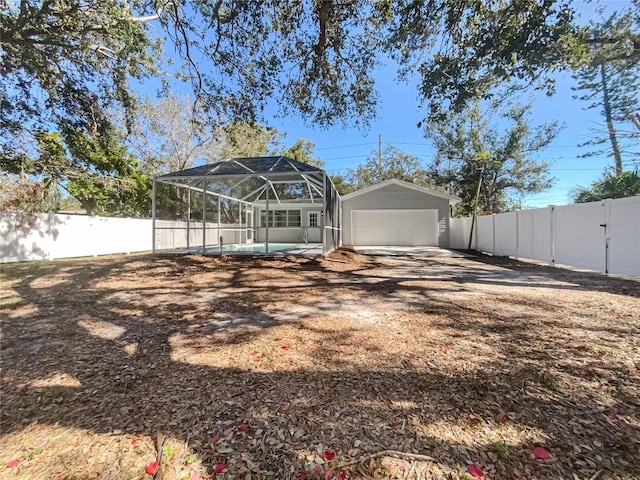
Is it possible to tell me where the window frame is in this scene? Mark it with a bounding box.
[260,209,302,228]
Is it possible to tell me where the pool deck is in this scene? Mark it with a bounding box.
[159,243,323,257]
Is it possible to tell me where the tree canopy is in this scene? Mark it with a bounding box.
[424,99,560,215]
[21,128,151,216]
[4,0,638,147]
[124,93,222,175]
[572,10,640,173]
[346,145,432,190]
[572,169,640,202]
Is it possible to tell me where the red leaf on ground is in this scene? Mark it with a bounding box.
[191,472,201,480]
[214,463,226,473]
[338,472,347,480]
[131,438,138,445]
[223,428,233,436]
[238,423,248,431]
[396,332,402,335]
[228,360,234,366]
[534,446,550,459]
[145,461,159,475]
[313,466,324,476]
[294,472,308,480]
[443,346,450,353]
[467,463,483,478]
[34,438,45,446]
[498,415,509,424]
[308,344,318,350]
[325,469,334,480]
[250,352,257,356]
[6,460,20,468]
[281,345,288,350]
[323,451,336,461]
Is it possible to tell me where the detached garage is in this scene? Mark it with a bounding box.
[342,179,461,247]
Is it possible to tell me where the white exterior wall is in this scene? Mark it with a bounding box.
[342,184,452,247]
[449,196,640,277]
[253,205,323,243]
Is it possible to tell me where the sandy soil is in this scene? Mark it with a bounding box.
[1,249,639,480]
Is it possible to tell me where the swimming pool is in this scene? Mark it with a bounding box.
[220,243,302,253]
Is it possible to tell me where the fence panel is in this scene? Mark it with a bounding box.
[607,197,640,276]
[449,196,639,276]
[450,217,474,249]
[475,215,494,253]
[494,212,517,256]
[516,208,551,263]
[554,202,606,272]
[0,214,54,262]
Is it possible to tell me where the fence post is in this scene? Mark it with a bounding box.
[186,187,191,250]
[47,212,54,260]
[548,205,555,267]
[492,213,496,255]
[515,210,519,260]
[202,177,207,254]
[152,177,157,254]
[603,199,610,275]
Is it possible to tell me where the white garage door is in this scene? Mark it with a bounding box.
[351,209,439,246]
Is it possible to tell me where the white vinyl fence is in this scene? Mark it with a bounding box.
[0,213,244,263]
[450,196,640,277]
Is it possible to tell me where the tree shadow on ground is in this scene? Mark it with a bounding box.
[1,252,639,479]
[459,250,640,298]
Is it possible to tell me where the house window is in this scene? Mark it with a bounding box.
[274,210,287,227]
[260,209,301,227]
[308,211,319,227]
[288,210,301,227]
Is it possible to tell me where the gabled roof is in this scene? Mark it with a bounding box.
[342,178,461,204]
[157,156,323,179]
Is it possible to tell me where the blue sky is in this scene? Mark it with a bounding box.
[256,0,637,208]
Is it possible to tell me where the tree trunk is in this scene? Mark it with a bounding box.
[601,65,623,174]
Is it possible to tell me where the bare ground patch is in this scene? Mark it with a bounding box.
[1,249,639,480]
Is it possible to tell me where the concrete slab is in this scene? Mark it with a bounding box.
[352,246,473,258]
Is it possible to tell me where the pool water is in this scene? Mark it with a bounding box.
[220,243,301,253]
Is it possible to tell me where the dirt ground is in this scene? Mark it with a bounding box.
[1,248,639,480]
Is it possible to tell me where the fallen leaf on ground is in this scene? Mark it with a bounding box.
[533,446,550,459]
[323,451,336,461]
[6,460,21,468]
[467,463,483,477]
[145,461,159,475]
[214,464,226,474]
